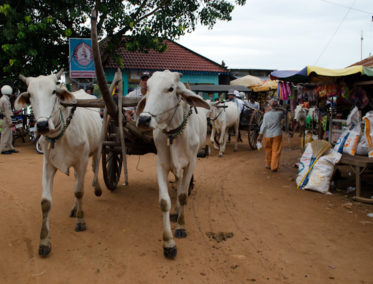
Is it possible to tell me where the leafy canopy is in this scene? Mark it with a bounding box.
[0,0,246,88]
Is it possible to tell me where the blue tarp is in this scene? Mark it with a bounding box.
[270,67,308,83]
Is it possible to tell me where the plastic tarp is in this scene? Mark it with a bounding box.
[363,67,373,76]
[270,67,308,83]
[307,65,363,76]
[270,65,373,83]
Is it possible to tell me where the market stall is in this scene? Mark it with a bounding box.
[271,65,373,202]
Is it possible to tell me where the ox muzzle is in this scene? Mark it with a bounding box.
[137,114,152,128]
[36,120,49,133]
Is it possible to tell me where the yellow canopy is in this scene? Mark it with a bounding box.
[251,80,278,92]
[307,65,364,77]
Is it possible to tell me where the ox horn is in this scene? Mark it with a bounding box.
[19,74,30,86]
[55,69,64,80]
[90,9,117,117]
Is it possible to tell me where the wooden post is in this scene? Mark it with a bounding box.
[117,69,129,186]
[92,107,108,192]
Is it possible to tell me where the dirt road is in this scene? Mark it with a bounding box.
[0,137,372,284]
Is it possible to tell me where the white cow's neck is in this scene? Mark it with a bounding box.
[164,102,185,132]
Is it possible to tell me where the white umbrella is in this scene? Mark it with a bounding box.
[230,75,262,87]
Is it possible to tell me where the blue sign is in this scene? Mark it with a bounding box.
[69,38,96,78]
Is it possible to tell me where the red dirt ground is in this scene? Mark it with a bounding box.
[0,136,372,284]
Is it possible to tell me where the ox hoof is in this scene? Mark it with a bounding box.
[69,208,77,218]
[218,154,223,158]
[175,229,187,238]
[94,188,102,197]
[170,214,178,223]
[163,246,177,259]
[39,244,51,257]
[75,223,86,232]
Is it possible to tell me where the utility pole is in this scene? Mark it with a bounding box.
[361,30,363,60]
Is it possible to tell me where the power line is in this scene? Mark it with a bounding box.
[319,0,373,15]
[315,0,357,65]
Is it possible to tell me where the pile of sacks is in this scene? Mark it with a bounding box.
[334,107,373,157]
[296,142,341,194]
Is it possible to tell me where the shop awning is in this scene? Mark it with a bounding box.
[270,65,373,83]
[270,67,308,83]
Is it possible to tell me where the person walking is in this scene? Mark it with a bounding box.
[0,85,18,154]
[257,99,283,172]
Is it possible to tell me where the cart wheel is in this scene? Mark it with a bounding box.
[102,146,123,191]
[248,110,263,149]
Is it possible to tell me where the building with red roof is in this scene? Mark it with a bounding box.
[348,55,373,68]
[102,39,228,94]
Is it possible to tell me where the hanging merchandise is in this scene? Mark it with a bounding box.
[339,82,350,100]
[350,87,369,109]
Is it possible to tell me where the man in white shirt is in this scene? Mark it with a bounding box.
[247,94,260,110]
[124,71,151,120]
[0,85,18,154]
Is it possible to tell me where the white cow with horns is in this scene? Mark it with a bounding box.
[208,101,240,157]
[136,70,210,259]
[16,70,102,257]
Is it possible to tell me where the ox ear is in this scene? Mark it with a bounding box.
[176,83,210,110]
[15,92,30,110]
[56,88,75,103]
[136,96,147,117]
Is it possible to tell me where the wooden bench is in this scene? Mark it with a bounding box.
[338,154,373,204]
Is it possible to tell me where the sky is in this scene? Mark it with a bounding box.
[176,0,373,71]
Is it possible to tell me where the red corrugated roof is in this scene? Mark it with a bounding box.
[103,40,227,73]
[349,56,373,67]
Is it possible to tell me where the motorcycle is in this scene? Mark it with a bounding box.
[27,114,43,154]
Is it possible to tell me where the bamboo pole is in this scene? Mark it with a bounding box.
[117,69,129,186]
[92,107,108,194]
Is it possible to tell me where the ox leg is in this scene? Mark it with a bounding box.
[233,122,239,152]
[39,161,57,257]
[91,151,102,197]
[175,160,195,239]
[71,160,88,232]
[210,127,219,150]
[218,127,226,157]
[157,158,177,259]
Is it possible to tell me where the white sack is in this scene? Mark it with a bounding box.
[304,149,342,194]
[296,143,314,188]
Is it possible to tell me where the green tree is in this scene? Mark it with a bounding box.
[0,0,246,88]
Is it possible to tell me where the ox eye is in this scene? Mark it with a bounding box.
[168,87,174,92]
[52,90,56,94]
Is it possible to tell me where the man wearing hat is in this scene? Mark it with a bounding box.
[257,98,284,172]
[227,89,244,142]
[0,85,18,154]
[124,71,151,120]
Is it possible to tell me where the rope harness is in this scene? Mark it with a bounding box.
[46,105,77,149]
[162,106,193,145]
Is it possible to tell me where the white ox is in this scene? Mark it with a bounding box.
[16,70,102,257]
[136,70,210,259]
[208,101,240,157]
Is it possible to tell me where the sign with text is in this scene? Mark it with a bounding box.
[69,38,95,78]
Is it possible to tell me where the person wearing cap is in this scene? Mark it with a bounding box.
[0,85,18,154]
[124,71,151,120]
[247,93,260,110]
[227,89,244,142]
[257,98,284,172]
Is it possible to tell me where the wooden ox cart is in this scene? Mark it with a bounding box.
[61,11,157,191]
